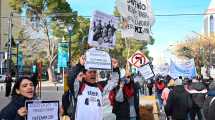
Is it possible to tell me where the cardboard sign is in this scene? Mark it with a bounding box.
[116,0,155,40]
[85,48,111,70]
[88,11,118,49]
[138,64,154,80]
[128,51,149,68]
[26,100,59,120]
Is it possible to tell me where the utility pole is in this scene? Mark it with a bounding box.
[67,24,73,68]
[7,12,13,75]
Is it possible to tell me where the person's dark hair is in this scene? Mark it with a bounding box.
[11,76,33,97]
[179,76,182,79]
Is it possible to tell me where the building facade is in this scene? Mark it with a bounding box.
[0,0,12,50]
[204,0,215,36]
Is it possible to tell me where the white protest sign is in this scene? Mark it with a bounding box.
[116,0,155,40]
[26,100,59,120]
[88,11,118,49]
[85,48,112,70]
[138,64,154,80]
[128,51,149,68]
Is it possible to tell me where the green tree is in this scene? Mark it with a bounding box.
[9,0,78,81]
[110,6,155,66]
[174,34,215,74]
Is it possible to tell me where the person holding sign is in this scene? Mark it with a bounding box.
[65,55,105,120]
[109,70,140,120]
[0,77,36,120]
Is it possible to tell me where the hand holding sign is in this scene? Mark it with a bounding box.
[26,100,59,120]
[17,107,27,117]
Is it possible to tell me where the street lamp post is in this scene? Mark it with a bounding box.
[67,24,74,68]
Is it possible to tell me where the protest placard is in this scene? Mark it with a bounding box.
[138,64,154,80]
[85,48,112,70]
[88,10,118,49]
[26,100,59,120]
[116,0,155,40]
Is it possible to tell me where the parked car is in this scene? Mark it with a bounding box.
[0,74,6,83]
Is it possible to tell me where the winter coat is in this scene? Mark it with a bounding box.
[68,63,85,91]
[155,81,165,94]
[188,82,207,108]
[0,96,29,120]
[166,85,193,119]
[109,80,139,120]
[203,90,215,120]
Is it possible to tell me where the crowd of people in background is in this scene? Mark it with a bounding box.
[1,56,215,120]
[154,74,215,120]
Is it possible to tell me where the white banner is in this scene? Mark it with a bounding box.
[88,11,118,49]
[138,64,154,80]
[26,100,59,120]
[169,58,197,79]
[157,63,169,76]
[116,0,155,40]
[85,48,112,70]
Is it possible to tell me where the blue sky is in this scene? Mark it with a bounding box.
[68,0,211,62]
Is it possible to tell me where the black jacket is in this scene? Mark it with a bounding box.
[203,90,215,120]
[166,85,192,119]
[0,96,27,120]
[68,63,85,91]
[189,82,207,108]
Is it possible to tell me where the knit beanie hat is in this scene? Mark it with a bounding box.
[175,78,183,86]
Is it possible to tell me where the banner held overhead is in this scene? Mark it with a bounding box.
[116,0,155,40]
[88,11,118,49]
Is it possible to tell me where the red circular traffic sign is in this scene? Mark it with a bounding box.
[131,53,146,67]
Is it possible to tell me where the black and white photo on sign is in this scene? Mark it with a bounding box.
[26,100,59,120]
[88,11,118,48]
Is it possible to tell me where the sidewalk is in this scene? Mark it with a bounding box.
[39,80,64,87]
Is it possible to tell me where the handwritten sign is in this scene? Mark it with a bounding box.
[85,48,111,70]
[116,0,155,40]
[138,64,154,80]
[26,100,59,120]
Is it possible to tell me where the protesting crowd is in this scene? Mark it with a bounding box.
[0,0,214,120]
[0,53,215,120]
